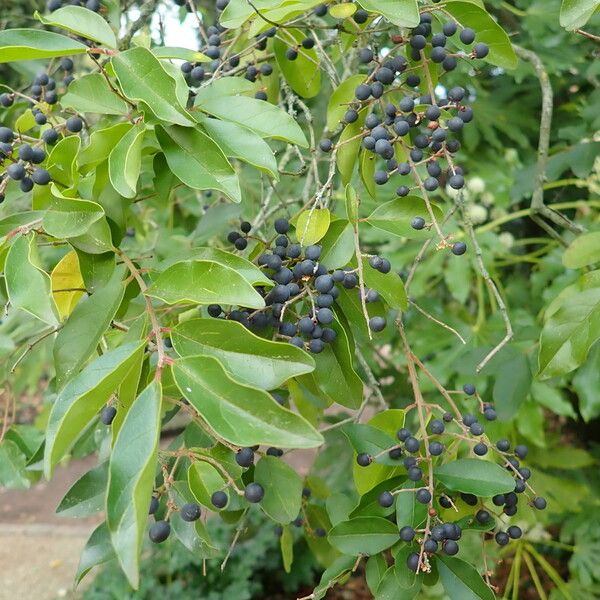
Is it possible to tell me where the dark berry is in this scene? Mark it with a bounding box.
[460,28,476,44]
[399,526,415,542]
[356,453,372,467]
[244,482,264,503]
[378,491,394,508]
[451,242,467,256]
[369,316,386,332]
[236,447,254,467]
[149,521,171,543]
[180,502,201,522]
[495,531,509,546]
[100,405,117,425]
[211,490,228,509]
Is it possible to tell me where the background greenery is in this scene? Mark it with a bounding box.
[0,0,599,598]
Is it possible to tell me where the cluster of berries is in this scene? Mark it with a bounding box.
[205,218,390,353]
[354,384,546,572]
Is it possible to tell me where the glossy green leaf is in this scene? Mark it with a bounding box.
[280,526,294,573]
[196,94,308,147]
[329,516,399,555]
[79,123,133,169]
[75,523,115,585]
[345,183,359,224]
[302,316,363,409]
[342,423,400,467]
[296,208,331,245]
[563,231,600,269]
[46,134,80,189]
[170,509,220,558]
[274,28,321,98]
[366,196,444,239]
[538,284,600,379]
[0,440,30,489]
[156,124,241,202]
[151,46,210,62]
[147,259,265,309]
[362,256,408,311]
[435,458,515,497]
[366,554,388,595]
[35,6,117,48]
[108,123,145,199]
[312,556,356,600]
[437,555,495,600]
[56,462,108,518]
[560,0,600,30]
[376,552,423,600]
[572,342,600,421]
[181,247,272,287]
[112,47,193,126]
[5,234,59,326]
[54,267,126,387]
[320,220,355,270]
[171,318,315,389]
[438,1,518,70]
[337,111,365,184]
[327,75,365,130]
[173,355,323,449]
[359,149,376,199]
[107,382,161,589]
[61,73,128,115]
[396,482,427,530]
[188,460,227,508]
[0,29,87,62]
[254,456,303,523]
[357,0,419,27]
[200,118,278,180]
[43,194,105,239]
[44,342,144,478]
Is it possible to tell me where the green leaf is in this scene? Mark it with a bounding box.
[538,284,600,379]
[302,316,363,409]
[345,183,359,224]
[312,556,356,600]
[75,523,115,586]
[329,516,399,555]
[155,124,241,202]
[435,458,515,497]
[79,123,133,169]
[342,423,400,467]
[296,208,331,245]
[53,267,126,387]
[327,75,365,130]
[359,149,376,199]
[366,196,444,239]
[61,73,128,115]
[437,1,518,70]
[396,482,427,529]
[56,462,108,518]
[563,231,600,269]
[337,112,365,184]
[200,118,278,180]
[280,526,294,573]
[179,246,272,287]
[351,476,405,518]
[0,29,87,62]
[329,3,357,18]
[147,259,265,309]
[43,194,106,239]
[254,456,303,523]
[320,220,355,270]
[188,460,227,509]
[171,318,315,389]
[362,256,408,311]
[173,355,324,449]
[44,342,144,478]
[530,381,576,419]
[366,555,388,595]
[357,0,419,27]
[107,382,162,589]
[375,553,423,600]
[274,28,321,98]
[560,0,600,30]
[108,123,145,199]
[437,555,495,600]
[112,47,193,126]
[0,440,30,489]
[46,134,80,189]
[573,342,600,421]
[196,94,308,147]
[151,46,210,62]
[5,234,59,326]
[170,508,220,558]
[35,6,117,48]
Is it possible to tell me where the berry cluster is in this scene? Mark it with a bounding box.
[208,217,391,352]
[354,384,547,573]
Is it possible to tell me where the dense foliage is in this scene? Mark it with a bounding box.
[0,0,598,598]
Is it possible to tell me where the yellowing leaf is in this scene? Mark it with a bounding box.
[295,208,331,245]
[51,250,85,320]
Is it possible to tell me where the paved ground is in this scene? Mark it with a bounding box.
[0,455,101,600]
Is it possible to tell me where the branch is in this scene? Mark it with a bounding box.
[119,0,160,50]
[513,45,584,240]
